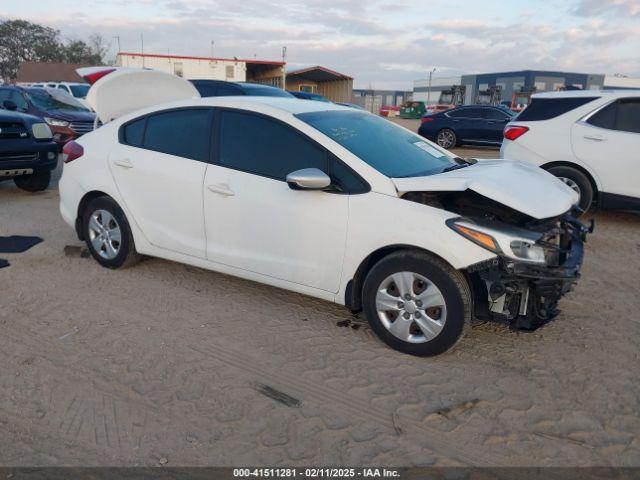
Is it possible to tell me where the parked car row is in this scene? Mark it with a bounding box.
[57,68,590,357]
[418,92,639,212]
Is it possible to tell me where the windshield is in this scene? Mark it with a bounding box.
[69,84,90,98]
[297,110,456,178]
[26,88,89,112]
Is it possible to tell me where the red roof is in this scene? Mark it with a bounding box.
[118,52,284,66]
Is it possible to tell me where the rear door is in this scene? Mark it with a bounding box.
[109,108,213,257]
[447,108,483,140]
[482,108,511,143]
[572,97,640,198]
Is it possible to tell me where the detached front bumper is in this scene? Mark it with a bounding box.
[470,216,590,330]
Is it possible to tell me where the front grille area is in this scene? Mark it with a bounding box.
[0,152,38,163]
[69,121,96,135]
[0,122,29,139]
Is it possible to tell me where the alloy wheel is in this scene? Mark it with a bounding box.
[558,176,582,198]
[88,209,122,260]
[375,271,447,343]
[437,130,455,149]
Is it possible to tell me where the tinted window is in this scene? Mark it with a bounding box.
[217,85,243,96]
[448,108,482,119]
[615,99,640,134]
[218,110,326,180]
[517,97,599,121]
[143,109,211,161]
[122,117,146,146]
[587,102,616,130]
[10,91,28,111]
[297,110,455,178]
[328,154,369,194]
[0,89,13,102]
[484,108,510,120]
[194,84,217,97]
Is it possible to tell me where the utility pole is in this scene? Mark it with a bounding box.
[210,40,214,59]
[427,67,436,105]
[141,34,145,68]
[113,36,121,53]
[281,46,287,90]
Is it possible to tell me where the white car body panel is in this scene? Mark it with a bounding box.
[203,164,348,292]
[501,90,640,201]
[109,143,208,258]
[392,159,578,220]
[86,69,200,123]
[60,71,578,307]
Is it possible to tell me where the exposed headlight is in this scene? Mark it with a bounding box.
[510,240,546,264]
[31,123,52,139]
[44,117,69,127]
[448,219,547,265]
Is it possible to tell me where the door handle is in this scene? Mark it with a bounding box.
[584,134,606,141]
[207,184,235,196]
[113,158,133,168]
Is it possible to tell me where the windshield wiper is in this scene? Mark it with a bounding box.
[442,164,468,173]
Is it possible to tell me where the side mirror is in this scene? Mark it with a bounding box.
[286,168,331,190]
[3,100,17,111]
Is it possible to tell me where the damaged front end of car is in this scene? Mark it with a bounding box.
[403,189,593,331]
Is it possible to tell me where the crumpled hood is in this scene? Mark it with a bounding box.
[392,159,579,220]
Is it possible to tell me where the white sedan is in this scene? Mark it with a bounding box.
[60,70,589,356]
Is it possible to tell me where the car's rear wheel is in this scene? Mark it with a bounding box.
[436,128,457,149]
[82,196,141,269]
[362,251,471,356]
[14,171,51,192]
[547,166,594,212]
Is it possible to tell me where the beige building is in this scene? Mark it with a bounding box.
[285,66,353,103]
[117,53,354,103]
[117,52,285,86]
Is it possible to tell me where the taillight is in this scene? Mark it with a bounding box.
[504,125,529,141]
[63,141,84,163]
[421,116,434,123]
[83,68,116,85]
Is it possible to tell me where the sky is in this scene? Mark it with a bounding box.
[2,0,639,89]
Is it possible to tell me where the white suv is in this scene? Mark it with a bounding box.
[501,90,640,212]
[59,69,589,357]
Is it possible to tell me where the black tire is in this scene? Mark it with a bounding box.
[14,170,51,192]
[435,128,458,149]
[547,166,594,212]
[82,196,141,269]
[362,250,472,357]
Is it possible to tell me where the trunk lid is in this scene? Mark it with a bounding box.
[392,159,579,220]
[81,68,200,123]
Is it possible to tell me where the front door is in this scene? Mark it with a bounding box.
[572,97,640,198]
[109,108,213,258]
[203,109,348,292]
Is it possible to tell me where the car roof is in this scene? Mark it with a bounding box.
[533,89,640,99]
[200,96,346,114]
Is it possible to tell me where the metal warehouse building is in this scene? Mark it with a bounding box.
[117,53,353,102]
[117,52,285,86]
[414,70,640,105]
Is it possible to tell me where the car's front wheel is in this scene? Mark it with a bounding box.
[436,128,457,149]
[362,251,471,356]
[14,171,51,192]
[547,166,594,212]
[82,196,141,269]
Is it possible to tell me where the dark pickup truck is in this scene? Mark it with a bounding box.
[0,104,59,192]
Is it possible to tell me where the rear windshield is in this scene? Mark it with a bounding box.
[516,97,599,121]
[69,84,90,98]
[297,110,456,178]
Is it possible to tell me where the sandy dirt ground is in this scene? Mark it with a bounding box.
[1,148,639,467]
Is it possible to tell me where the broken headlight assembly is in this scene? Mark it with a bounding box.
[447,218,547,265]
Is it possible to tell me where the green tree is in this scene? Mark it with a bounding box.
[0,19,63,82]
